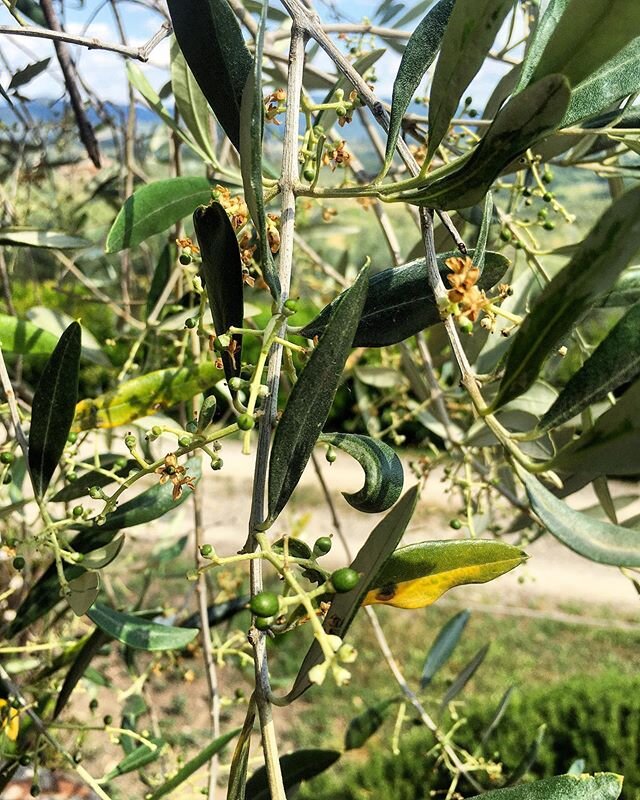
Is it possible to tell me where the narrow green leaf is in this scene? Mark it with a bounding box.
[81,535,125,570]
[538,302,640,431]
[87,603,198,651]
[407,75,570,210]
[227,699,256,800]
[239,2,279,298]
[507,724,546,785]
[563,38,640,127]
[427,0,513,161]
[28,322,81,497]
[193,203,244,383]
[74,457,202,533]
[54,628,110,719]
[494,184,640,409]
[549,381,640,478]
[364,540,526,608]
[301,249,509,346]
[67,570,100,616]
[517,466,640,567]
[0,313,59,356]
[25,306,109,366]
[170,38,217,164]
[529,0,640,88]
[51,456,136,503]
[421,609,470,688]
[0,228,90,249]
[73,363,221,430]
[146,728,240,799]
[266,266,370,525]
[382,0,455,175]
[318,432,404,513]
[467,773,623,800]
[596,266,640,308]
[478,686,515,750]
[515,0,569,92]
[106,177,211,253]
[103,739,164,781]
[167,0,252,151]
[14,0,46,25]
[245,750,341,800]
[146,243,174,317]
[440,643,490,709]
[286,485,419,702]
[473,192,493,272]
[345,698,398,750]
[8,58,51,91]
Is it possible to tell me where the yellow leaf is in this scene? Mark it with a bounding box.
[0,698,19,742]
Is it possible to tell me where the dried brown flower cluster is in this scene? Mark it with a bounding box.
[155,453,196,500]
[446,256,489,323]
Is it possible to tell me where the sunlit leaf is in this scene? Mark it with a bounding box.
[517,465,640,567]
[87,603,198,651]
[266,266,370,525]
[427,0,513,161]
[73,363,221,431]
[103,739,165,781]
[494,184,640,409]
[515,0,568,92]
[167,0,252,151]
[227,700,255,800]
[301,249,509,346]
[318,433,403,513]
[245,750,341,800]
[0,314,59,356]
[146,730,239,799]
[67,570,100,616]
[382,0,454,175]
[538,302,640,431]
[421,608,470,688]
[467,772,623,800]
[345,698,398,750]
[286,486,419,702]
[105,177,212,253]
[363,540,525,608]
[193,203,244,383]
[0,228,90,249]
[80,535,125,570]
[54,628,110,718]
[28,322,81,497]
[440,643,489,708]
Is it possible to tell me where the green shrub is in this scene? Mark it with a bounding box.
[299,673,640,800]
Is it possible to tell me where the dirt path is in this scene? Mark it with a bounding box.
[134,439,640,615]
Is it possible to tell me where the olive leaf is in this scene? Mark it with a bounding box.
[381,0,455,176]
[102,739,165,782]
[403,74,571,210]
[28,321,81,498]
[538,301,640,432]
[146,243,174,317]
[67,570,100,616]
[473,191,494,272]
[345,698,399,751]
[363,540,526,608]
[597,265,640,308]
[318,433,403,513]
[427,0,514,162]
[421,609,471,688]
[440,643,490,709]
[193,203,244,383]
[515,0,569,93]
[73,363,221,431]
[301,249,509,346]
[53,628,111,719]
[266,265,370,526]
[166,0,252,151]
[106,177,212,253]
[245,750,341,800]
[0,313,59,356]
[517,465,640,567]
[0,228,90,249]
[468,773,623,800]
[227,699,256,800]
[285,485,419,702]
[239,1,280,298]
[494,184,640,409]
[87,603,198,651]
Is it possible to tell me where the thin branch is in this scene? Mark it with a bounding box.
[0,20,172,62]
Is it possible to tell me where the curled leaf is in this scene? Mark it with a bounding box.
[318,433,403,513]
[87,603,198,651]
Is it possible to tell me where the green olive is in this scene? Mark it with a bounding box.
[237,414,255,431]
[331,567,360,593]
[250,591,279,618]
[313,536,333,556]
[12,556,25,570]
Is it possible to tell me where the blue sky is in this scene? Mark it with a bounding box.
[0,1,514,107]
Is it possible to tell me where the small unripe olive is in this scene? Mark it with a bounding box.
[499,229,511,242]
[0,451,14,464]
[283,298,298,314]
[12,556,25,570]
[66,471,78,482]
[336,105,347,117]
[542,191,553,202]
[72,505,84,518]
[124,434,136,449]
[303,166,316,182]
[254,615,274,631]
[67,432,78,444]
[184,317,197,329]
[179,252,192,266]
[449,519,462,530]
[325,446,337,464]
[250,591,279,618]
[30,785,40,797]
[89,698,99,711]
[313,536,333,556]
[542,169,554,184]
[103,715,113,726]
[538,208,548,219]
[178,435,191,447]
[200,544,213,557]
[543,220,556,230]
[89,486,102,499]
[522,187,532,198]
[19,754,31,766]
[237,414,255,431]
[331,568,360,593]
[210,458,223,471]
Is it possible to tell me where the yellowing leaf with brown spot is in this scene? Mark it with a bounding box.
[363,540,526,609]
[73,362,221,431]
[0,698,19,742]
